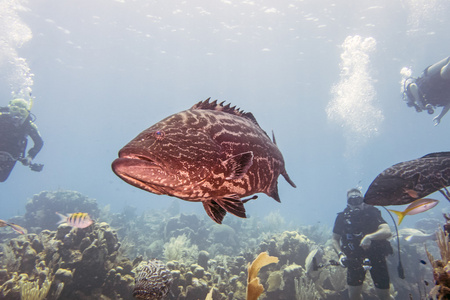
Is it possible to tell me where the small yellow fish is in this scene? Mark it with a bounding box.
[389,198,439,225]
[56,212,94,229]
[0,219,27,234]
[7,223,27,234]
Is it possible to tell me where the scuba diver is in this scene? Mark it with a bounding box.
[403,56,450,126]
[332,188,394,300]
[0,98,44,182]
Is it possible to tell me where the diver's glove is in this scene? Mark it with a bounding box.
[360,235,372,250]
[338,252,347,268]
[21,156,32,166]
[433,115,441,126]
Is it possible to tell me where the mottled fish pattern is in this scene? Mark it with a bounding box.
[133,259,173,300]
[112,98,296,223]
[364,152,450,206]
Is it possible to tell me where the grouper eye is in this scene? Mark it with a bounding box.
[154,130,165,140]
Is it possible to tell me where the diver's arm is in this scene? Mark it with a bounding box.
[332,233,343,254]
[26,122,43,159]
[433,103,450,126]
[368,223,392,240]
[332,233,347,267]
[360,223,392,250]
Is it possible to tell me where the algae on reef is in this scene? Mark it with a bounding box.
[24,190,100,232]
[0,189,441,300]
[0,221,134,300]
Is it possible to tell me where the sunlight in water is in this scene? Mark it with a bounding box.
[326,35,383,156]
[404,0,444,35]
[0,0,34,99]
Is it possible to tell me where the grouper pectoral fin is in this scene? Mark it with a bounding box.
[217,195,247,219]
[203,200,227,224]
[223,151,254,180]
[202,196,249,224]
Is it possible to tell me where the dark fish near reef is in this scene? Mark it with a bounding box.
[364,152,450,206]
[112,99,296,224]
[133,259,173,300]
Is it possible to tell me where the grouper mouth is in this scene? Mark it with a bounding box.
[112,152,175,194]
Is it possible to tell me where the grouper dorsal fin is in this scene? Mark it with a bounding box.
[421,152,450,159]
[191,98,263,129]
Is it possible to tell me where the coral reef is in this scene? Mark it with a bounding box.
[22,190,100,232]
[0,189,439,300]
[258,231,314,267]
[159,230,327,300]
[427,227,450,299]
[0,221,134,299]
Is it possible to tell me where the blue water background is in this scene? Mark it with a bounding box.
[1,0,450,229]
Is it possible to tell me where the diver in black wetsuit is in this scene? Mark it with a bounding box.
[403,56,450,126]
[332,188,394,300]
[0,98,43,182]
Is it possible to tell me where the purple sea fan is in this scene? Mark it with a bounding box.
[133,259,173,300]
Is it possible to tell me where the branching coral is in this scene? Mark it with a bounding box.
[163,234,198,263]
[437,227,450,263]
[294,274,319,300]
[19,274,52,300]
[205,287,214,300]
[426,227,450,300]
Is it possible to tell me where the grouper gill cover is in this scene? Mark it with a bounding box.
[112,98,296,224]
[364,152,450,206]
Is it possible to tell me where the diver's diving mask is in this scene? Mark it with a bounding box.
[348,195,364,206]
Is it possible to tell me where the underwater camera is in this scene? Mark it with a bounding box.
[312,257,340,271]
[312,256,371,271]
[29,163,44,172]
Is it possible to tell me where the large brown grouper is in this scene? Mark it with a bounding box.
[112,98,296,224]
[364,152,450,206]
